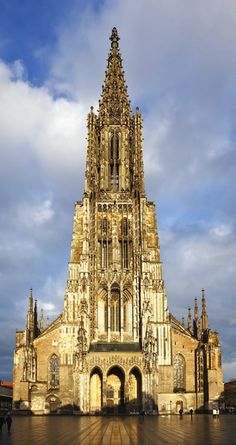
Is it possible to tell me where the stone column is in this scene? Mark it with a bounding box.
[103,377,107,414]
[108,286,111,342]
[120,282,124,341]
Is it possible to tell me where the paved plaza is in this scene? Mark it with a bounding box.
[0,415,235,445]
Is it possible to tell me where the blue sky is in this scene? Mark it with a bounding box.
[0,0,236,382]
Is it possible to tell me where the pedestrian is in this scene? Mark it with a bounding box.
[0,414,5,432]
[139,409,145,421]
[190,408,193,419]
[5,413,12,433]
[179,408,183,418]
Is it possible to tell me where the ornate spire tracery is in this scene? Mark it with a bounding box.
[98,27,131,126]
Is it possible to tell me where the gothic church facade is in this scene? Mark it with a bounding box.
[13,28,223,415]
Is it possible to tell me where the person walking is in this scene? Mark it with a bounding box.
[0,414,5,432]
[5,413,12,433]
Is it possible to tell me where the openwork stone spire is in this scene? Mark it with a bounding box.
[98,27,131,126]
[201,288,209,331]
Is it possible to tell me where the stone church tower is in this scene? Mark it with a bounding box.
[13,28,224,415]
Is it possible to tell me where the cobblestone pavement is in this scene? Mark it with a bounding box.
[0,415,235,445]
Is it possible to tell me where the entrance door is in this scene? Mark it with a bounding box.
[129,367,142,413]
[106,366,125,414]
[90,369,102,413]
[47,396,60,413]
[176,400,183,414]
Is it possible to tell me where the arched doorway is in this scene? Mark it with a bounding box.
[90,367,103,413]
[176,400,184,414]
[128,367,142,412]
[106,366,125,414]
[46,395,61,413]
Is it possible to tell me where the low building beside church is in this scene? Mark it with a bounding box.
[13,28,223,415]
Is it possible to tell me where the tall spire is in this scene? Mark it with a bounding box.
[193,297,201,339]
[34,299,38,339]
[201,288,209,331]
[28,288,33,311]
[26,288,34,343]
[98,27,131,126]
[39,308,45,332]
[187,307,192,333]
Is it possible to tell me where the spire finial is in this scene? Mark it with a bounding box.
[110,27,120,45]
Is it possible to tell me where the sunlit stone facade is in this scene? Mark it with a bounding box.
[13,28,223,415]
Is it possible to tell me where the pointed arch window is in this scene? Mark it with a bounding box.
[98,289,108,333]
[123,288,132,332]
[120,218,129,269]
[101,218,108,236]
[111,287,120,332]
[110,132,119,189]
[100,218,111,269]
[49,354,59,389]
[173,354,185,392]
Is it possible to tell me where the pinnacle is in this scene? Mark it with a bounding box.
[98,28,131,124]
[110,27,120,44]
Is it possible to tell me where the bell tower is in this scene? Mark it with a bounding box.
[65,27,170,354]
[62,27,171,413]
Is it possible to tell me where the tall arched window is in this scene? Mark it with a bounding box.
[110,132,119,189]
[173,354,185,392]
[123,288,132,332]
[100,218,111,269]
[49,354,59,389]
[98,289,108,333]
[120,218,129,269]
[111,287,120,332]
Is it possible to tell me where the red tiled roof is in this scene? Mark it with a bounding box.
[1,381,13,388]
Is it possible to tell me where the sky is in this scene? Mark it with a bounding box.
[0,0,236,383]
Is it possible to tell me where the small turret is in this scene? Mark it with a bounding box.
[26,288,34,343]
[33,299,39,339]
[193,297,201,339]
[201,288,209,331]
[187,307,193,333]
[39,308,45,332]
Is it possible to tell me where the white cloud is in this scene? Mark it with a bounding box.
[10,60,26,81]
[0,59,86,187]
[17,199,55,227]
[211,224,232,238]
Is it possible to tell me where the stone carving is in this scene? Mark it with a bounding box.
[142,299,153,316]
[67,280,79,293]
[88,354,143,373]
[143,318,158,373]
[22,345,37,382]
[74,317,88,373]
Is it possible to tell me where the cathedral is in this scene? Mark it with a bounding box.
[13,28,223,415]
